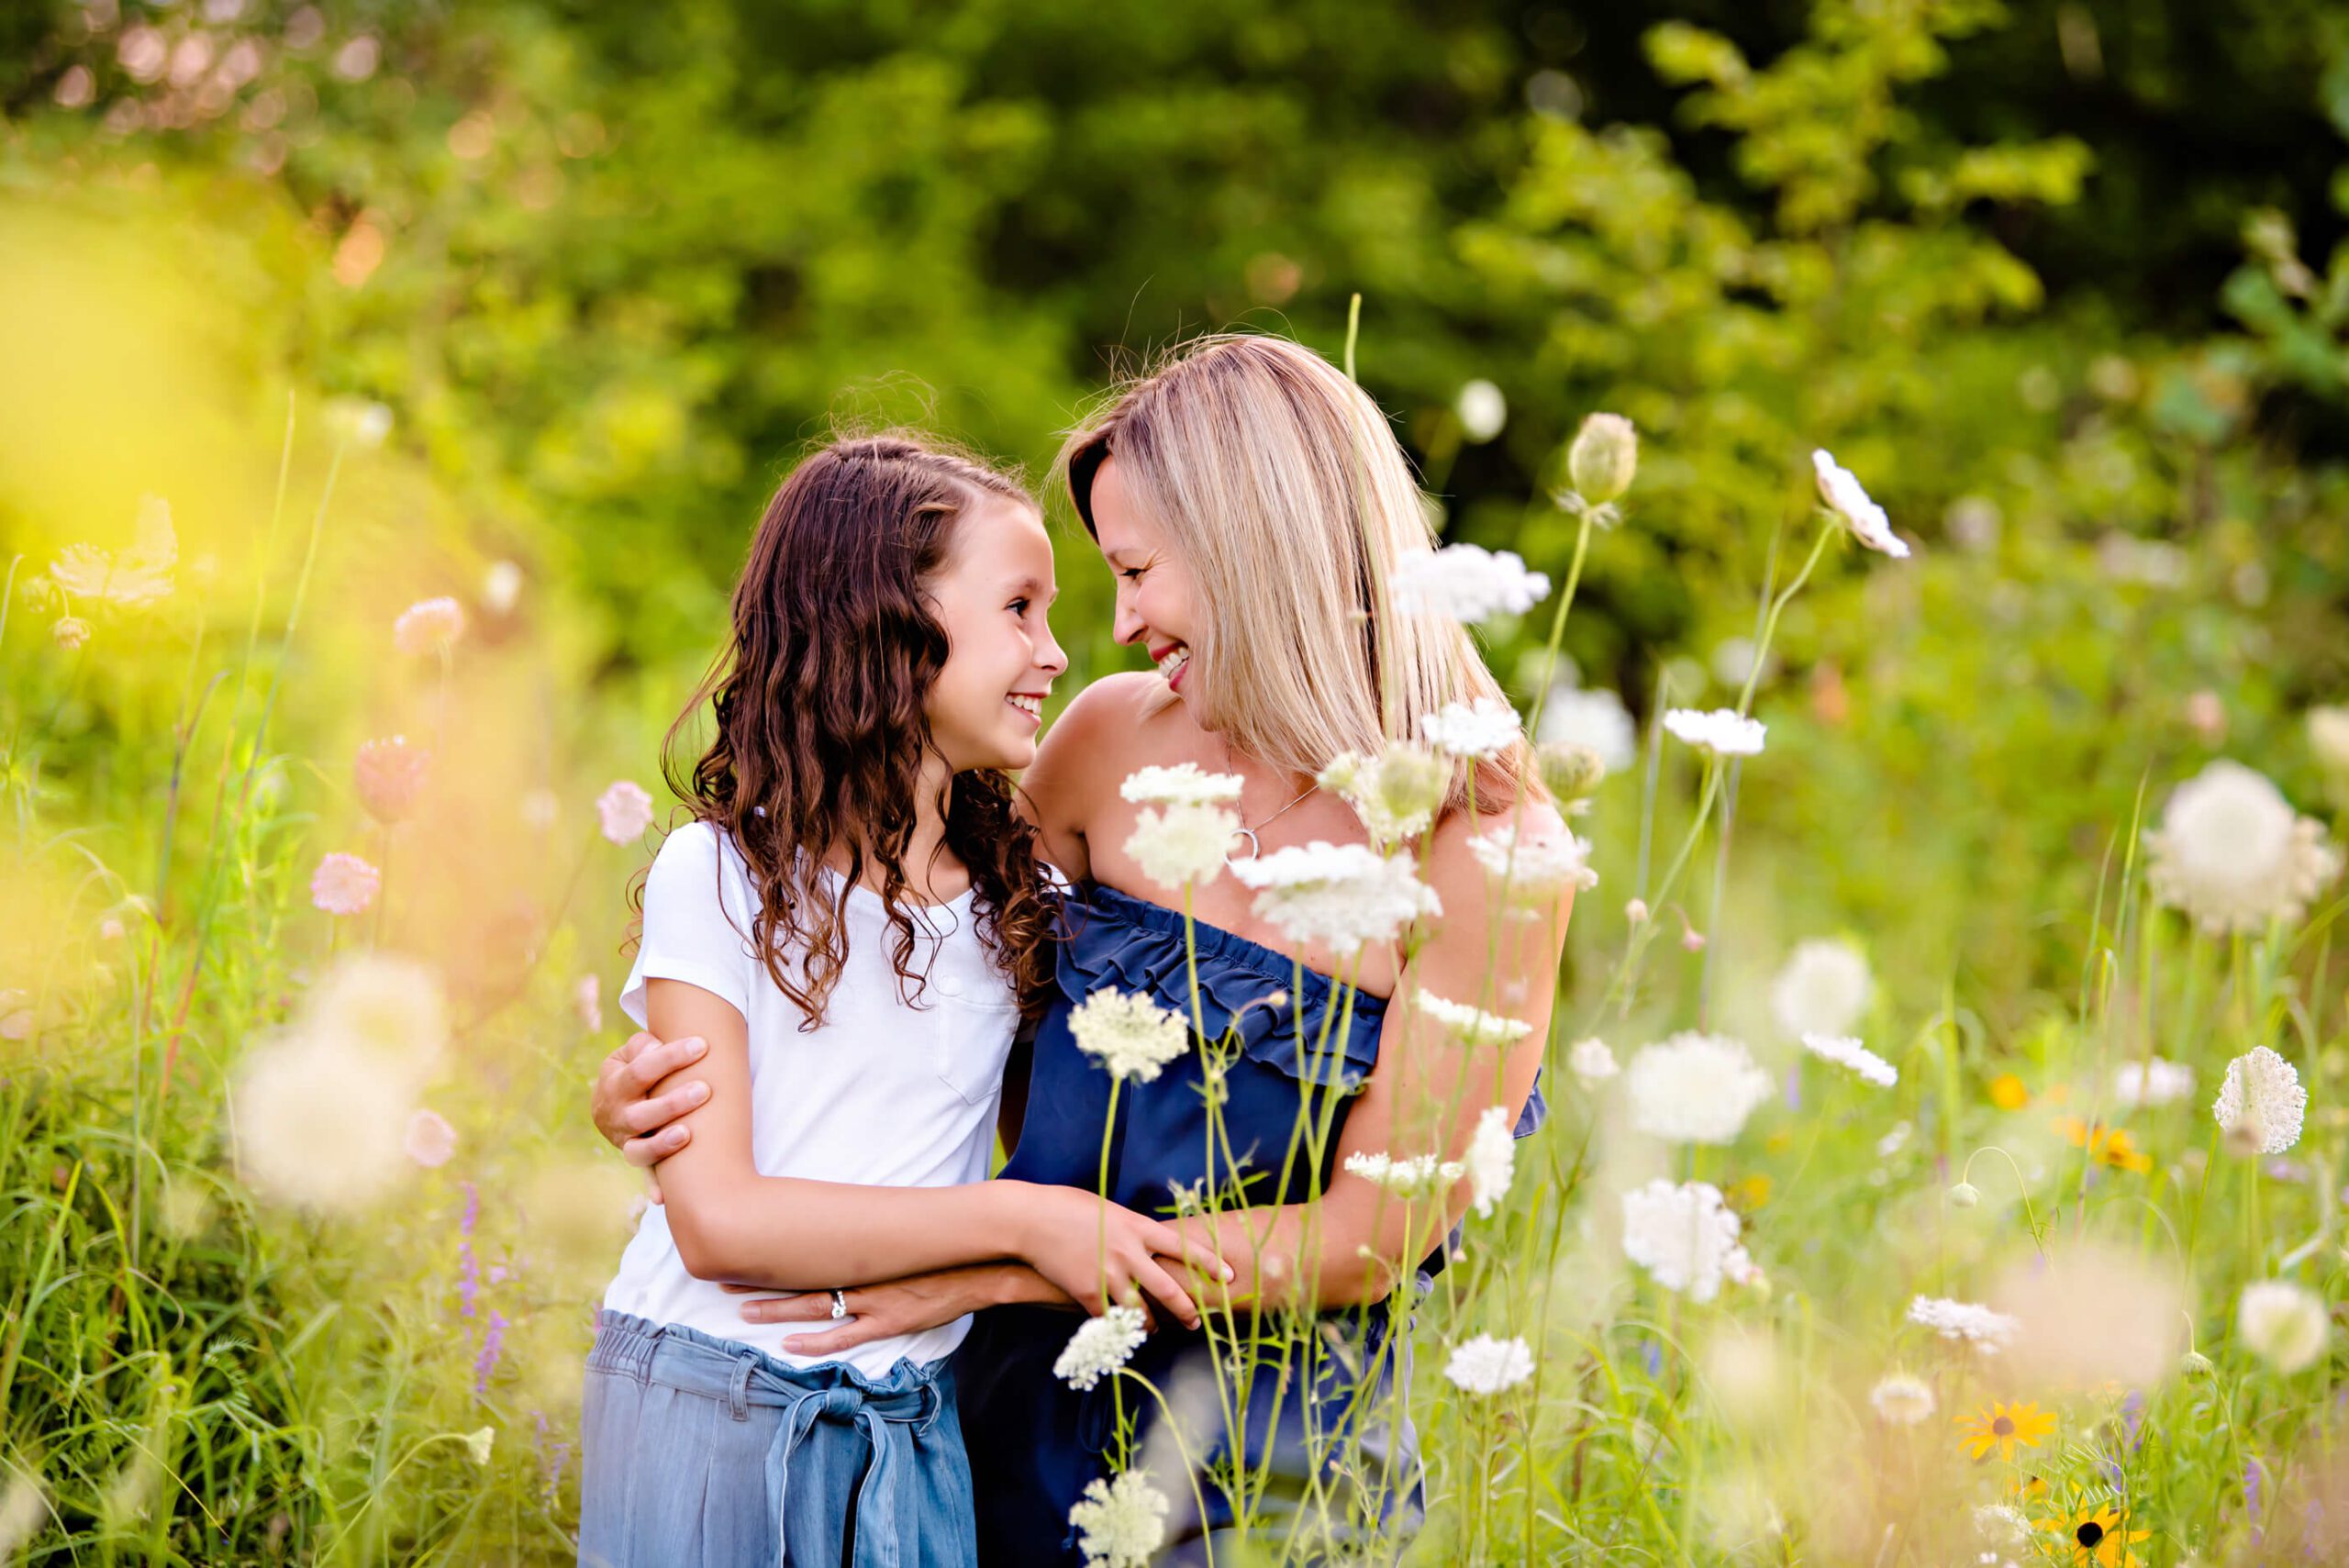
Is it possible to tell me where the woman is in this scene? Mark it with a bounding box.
[596,334,1572,1562]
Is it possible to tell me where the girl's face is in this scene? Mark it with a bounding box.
[1090,455,1205,720]
[922,494,1066,773]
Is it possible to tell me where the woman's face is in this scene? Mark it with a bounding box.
[1090,455,1206,720]
[922,494,1066,773]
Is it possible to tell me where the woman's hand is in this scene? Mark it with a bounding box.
[1005,1181,1230,1329]
[591,1030,711,1200]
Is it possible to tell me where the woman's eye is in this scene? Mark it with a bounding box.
[1008,598,1031,616]
[1120,567,1144,582]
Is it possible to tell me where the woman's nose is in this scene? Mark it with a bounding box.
[1111,595,1146,647]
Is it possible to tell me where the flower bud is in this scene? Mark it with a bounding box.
[1535,740,1606,802]
[1625,898,1649,925]
[1372,744,1446,827]
[2180,1350,2215,1378]
[1948,1182,1981,1208]
[1566,413,1638,505]
[1680,927,1707,952]
[51,615,90,651]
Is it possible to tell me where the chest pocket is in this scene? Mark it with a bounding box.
[930,990,1021,1106]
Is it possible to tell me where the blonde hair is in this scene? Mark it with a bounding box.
[1059,332,1533,817]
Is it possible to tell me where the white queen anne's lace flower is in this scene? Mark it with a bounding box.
[2112,1056,2195,1109]
[1391,543,1551,625]
[1419,696,1522,761]
[1906,1296,2021,1353]
[1124,803,1239,892]
[1318,743,1443,849]
[2310,704,2349,784]
[1068,1470,1170,1568]
[1620,1179,1757,1302]
[2238,1280,2328,1373]
[1812,450,1909,559]
[1536,684,1637,772]
[1070,990,1190,1083]
[1455,380,1507,444]
[1052,1306,1148,1391]
[1443,1333,1535,1395]
[394,595,466,656]
[1343,1150,1464,1199]
[1415,990,1533,1051]
[1770,940,1872,1039]
[1802,1032,1897,1088]
[1663,707,1765,758]
[1868,1372,1936,1425]
[1464,1105,1515,1218]
[1626,1031,1773,1144]
[234,1031,416,1212]
[2212,1045,2307,1154]
[1465,822,1597,898]
[2144,761,2342,935]
[1230,841,1442,955]
[1567,1037,1619,1084]
[1119,763,1243,808]
[48,494,177,606]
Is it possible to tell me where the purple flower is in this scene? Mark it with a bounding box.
[474,1310,508,1399]
[458,1181,482,1318]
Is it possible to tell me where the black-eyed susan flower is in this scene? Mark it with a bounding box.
[2039,1501,2149,1566]
[1956,1399,2057,1462]
[2054,1115,2154,1174]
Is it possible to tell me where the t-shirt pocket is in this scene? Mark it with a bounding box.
[932,993,1020,1106]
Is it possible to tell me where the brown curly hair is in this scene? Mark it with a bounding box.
[653,432,1063,1029]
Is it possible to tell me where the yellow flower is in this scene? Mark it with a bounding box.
[1956,1400,2057,1462]
[2054,1116,2153,1173]
[1987,1072,2030,1111]
[1723,1174,1773,1212]
[2040,1502,2149,1566]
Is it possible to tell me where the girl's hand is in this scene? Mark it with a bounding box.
[591,1030,711,1200]
[1008,1182,1231,1329]
[723,1271,1004,1358]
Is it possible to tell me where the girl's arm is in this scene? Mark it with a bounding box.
[730,1261,1076,1358]
[642,977,1227,1323]
[1171,805,1575,1313]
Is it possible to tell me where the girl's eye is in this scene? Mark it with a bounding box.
[1008,598,1031,616]
[1119,567,1144,582]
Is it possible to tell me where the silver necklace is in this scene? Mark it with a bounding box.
[1226,778,1318,865]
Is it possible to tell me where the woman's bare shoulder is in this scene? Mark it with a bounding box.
[1424,789,1572,886]
[1026,672,1169,811]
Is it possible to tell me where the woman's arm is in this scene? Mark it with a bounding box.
[1173,804,1575,1314]
[641,977,1226,1322]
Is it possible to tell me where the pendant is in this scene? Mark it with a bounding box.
[1226,825,1261,868]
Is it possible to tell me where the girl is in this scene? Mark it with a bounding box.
[579,434,1230,1567]
[600,341,1570,1565]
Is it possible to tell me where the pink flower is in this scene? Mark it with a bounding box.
[394,596,465,656]
[596,781,654,845]
[405,1108,458,1168]
[310,852,382,916]
[576,974,604,1031]
[355,737,431,824]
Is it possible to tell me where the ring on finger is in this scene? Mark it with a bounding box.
[829,1289,847,1320]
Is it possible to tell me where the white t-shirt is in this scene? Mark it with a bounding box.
[602,820,1021,1374]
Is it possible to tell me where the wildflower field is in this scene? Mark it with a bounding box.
[6,1,2349,1563]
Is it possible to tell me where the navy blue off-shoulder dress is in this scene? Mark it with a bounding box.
[954,880,1545,1565]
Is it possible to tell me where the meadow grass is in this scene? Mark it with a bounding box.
[2,408,2343,1568]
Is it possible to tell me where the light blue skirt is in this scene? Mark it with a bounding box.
[578,1309,976,1567]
